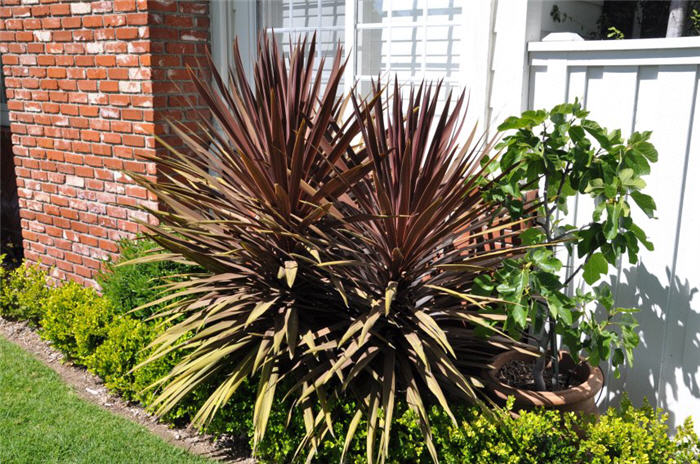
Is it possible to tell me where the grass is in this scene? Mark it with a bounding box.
[0,336,211,464]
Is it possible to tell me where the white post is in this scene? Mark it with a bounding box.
[667,0,688,38]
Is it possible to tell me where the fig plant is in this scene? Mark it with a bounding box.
[478,101,657,389]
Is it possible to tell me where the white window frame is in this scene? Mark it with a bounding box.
[210,0,475,100]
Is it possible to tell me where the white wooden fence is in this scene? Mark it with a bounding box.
[528,36,700,429]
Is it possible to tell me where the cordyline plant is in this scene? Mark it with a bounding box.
[127,34,528,464]
[478,101,656,390]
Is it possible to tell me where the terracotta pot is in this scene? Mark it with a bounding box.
[482,350,604,415]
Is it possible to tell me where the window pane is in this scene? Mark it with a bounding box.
[268,29,345,91]
[355,0,463,87]
[318,29,345,83]
[391,0,426,23]
[258,1,288,29]
[357,28,387,77]
[427,0,462,22]
[320,0,345,27]
[424,24,462,79]
[258,0,346,89]
[291,0,319,28]
[358,0,387,23]
[388,26,424,79]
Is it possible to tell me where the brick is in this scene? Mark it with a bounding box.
[95,55,115,67]
[41,17,61,29]
[110,120,131,132]
[118,81,140,93]
[126,12,147,26]
[115,27,138,40]
[102,133,121,144]
[49,4,70,15]
[66,68,85,79]
[77,80,97,91]
[104,42,127,54]
[33,30,51,41]
[107,68,129,80]
[61,16,81,29]
[70,3,91,15]
[99,80,119,92]
[85,42,103,54]
[46,67,65,78]
[99,107,120,119]
[94,28,114,40]
[103,14,126,27]
[75,55,95,66]
[72,30,94,41]
[91,1,113,14]
[127,41,149,53]
[52,30,72,42]
[128,67,149,79]
[65,175,85,188]
[86,68,107,80]
[121,109,142,120]
[116,55,138,67]
[108,94,130,106]
[82,16,103,28]
[130,95,152,107]
[122,135,144,147]
[114,0,135,12]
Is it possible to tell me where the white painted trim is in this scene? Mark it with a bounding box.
[461,0,494,132]
[531,50,700,67]
[264,26,344,32]
[529,36,700,52]
[209,0,232,75]
[356,20,463,28]
[343,0,355,96]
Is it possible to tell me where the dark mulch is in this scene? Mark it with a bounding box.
[497,358,581,391]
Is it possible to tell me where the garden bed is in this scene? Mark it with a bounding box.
[1,244,698,463]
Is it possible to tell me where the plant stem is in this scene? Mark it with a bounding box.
[562,262,584,288]
[532,312,548,391]
[549,316,559,388]
[533,353,547,391]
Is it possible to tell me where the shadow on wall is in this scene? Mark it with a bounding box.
[603,263,700,427]
[1,125,23,266]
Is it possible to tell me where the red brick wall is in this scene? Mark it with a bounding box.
[0,0,210,286]
[148,0,210,149]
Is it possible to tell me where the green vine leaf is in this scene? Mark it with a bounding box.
[583,252,608,285]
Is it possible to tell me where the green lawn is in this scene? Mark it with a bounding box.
[0,336,211,464]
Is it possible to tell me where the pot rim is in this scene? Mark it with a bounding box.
[483,350,604,407]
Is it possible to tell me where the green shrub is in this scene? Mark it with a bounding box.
[83,314,194,409]
[0,259,50,324]
[86,316,155,399]
[249,396,699,464]
[86,237,202,408]
[97,238,200,318]
[580,398,700,464]
[40,282,113,363]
